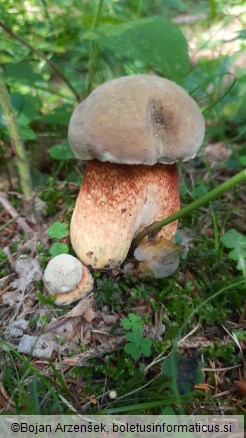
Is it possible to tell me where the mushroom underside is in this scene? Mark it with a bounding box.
[70,160,180,269]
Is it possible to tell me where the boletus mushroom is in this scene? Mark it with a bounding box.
[43,254,94,305]
[68,75,205,270]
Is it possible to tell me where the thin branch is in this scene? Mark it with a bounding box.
[0,192,34,236]
[0,69,33,205]
[0,21,80,102]
[202,365,240,372]
[131,168,246,250]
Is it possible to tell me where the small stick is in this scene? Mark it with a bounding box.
[0,192,34,236]
[0,69,33,205]
[202,365,241,372]
[0,215,19,231]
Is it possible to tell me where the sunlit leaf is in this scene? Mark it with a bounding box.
[19,126,37,140]
[4,62,43,85]
[85,17,189,82]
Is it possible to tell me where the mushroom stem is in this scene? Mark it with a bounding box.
[132,167,246,250]
[70,160,180,269]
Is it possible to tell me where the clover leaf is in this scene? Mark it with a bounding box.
[122,313,143,331]
[124,329,152,360]
[221,229,246,270]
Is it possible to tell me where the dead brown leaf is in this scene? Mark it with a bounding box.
[65,295,96,322]
[234,381,246,397]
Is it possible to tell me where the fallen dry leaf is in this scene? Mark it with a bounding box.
[63,295,96,322]
[234,380,246,396]
[2,291,22,306]
[10,255,42,293]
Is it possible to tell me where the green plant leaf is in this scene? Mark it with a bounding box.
[67,171,82,185]
[140,337,152,357]
[87,17,189,82]
[239,156,246,166]
[221,229,246,248]
[49,243,69,258]
[49,141,74,160]
[19,126,37,140]
[122,318,132,330]
[191,183,208,199]
[194,360,205,385]
[221,229,246,271]
[14,94,42,122]
[124,343,142,360]
[162,350,180,378]
[41,106,72,126]
[128,313,142,323]
[125,330,144,344]
[47,222,69,239]
[4,62,43,85]
[122,313,143,331]
[163,350,205,395]
[162,406,176,415]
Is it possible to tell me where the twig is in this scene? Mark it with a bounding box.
[0,192,34,236]
[62,337,124,367]
[0,215,19,231]
[0,21,80,102]
[178,322,200,346]
[213,389,237,397]
[0,69,33,205]
[59,395,81,415]
[202,365,241,372]
[131,168,246,250]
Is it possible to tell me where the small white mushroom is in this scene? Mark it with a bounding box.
[108,390,117,400]
[43,254,94,305]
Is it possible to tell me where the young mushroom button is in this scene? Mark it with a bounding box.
[68,75,205,269]
[43,254,94,305]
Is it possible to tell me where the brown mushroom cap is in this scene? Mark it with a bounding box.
[68,75,205,165]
